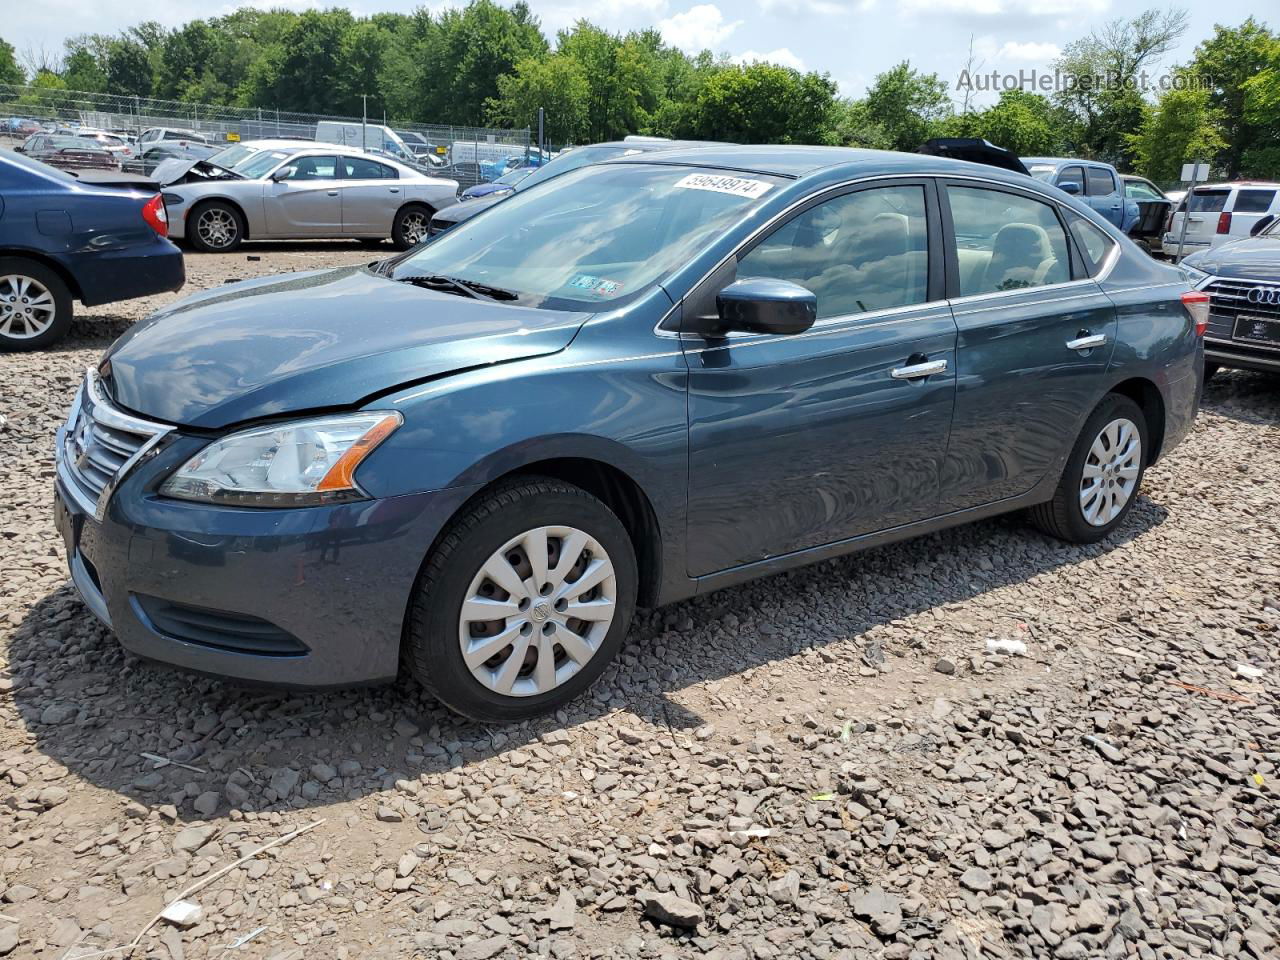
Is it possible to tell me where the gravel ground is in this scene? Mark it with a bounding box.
[1,246,1278,960]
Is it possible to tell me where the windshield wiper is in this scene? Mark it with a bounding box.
[394,274,519,301]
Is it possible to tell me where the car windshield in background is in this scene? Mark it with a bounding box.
[393,163,782,310]
[49,136,107,151]
[208,144,258,170]
[514,144,645,192]
[1027,164,1057,182]
[236,150,294,178]
[1187,190,1228,213]
[496,167,534,186]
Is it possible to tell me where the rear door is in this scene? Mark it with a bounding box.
[264,154,343,236]
[338,156,403,234]
[1085,166,1123,226]
[683,179,957,576]
[938,180,1119,511]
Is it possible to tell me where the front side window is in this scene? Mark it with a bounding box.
[1233,189,1276,214]
[276,155,338,180]
[393,163,782,311]
[737,185,929,319]
[1058,166,1085,191]
[1085,167,1116,196]
[947,186,1071,296]
[1125,179,1163,201]
[1065,212,1116,277]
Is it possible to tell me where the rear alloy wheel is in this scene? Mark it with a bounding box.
[405,477,637,722]
[189,201,245,253]
[0,258,73,351]
[1029,393,1148,544]
[392,204,433,250]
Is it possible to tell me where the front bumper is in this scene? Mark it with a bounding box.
[1205,338,1280,374]
[54,387,479,687]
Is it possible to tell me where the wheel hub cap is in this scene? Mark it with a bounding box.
[0,274,56,339]
[1079,416,1142,527]
[458,525,617,698]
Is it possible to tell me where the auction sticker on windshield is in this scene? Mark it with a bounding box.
[674,173,773,199]
[567,274,625,297]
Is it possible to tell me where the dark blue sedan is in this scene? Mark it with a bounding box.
[54,146,1204,721]
[0,151,184,350]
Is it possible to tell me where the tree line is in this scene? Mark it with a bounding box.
[0,4,1276,179]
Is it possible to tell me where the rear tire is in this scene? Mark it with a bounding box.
[392,204,433,250]
[404,476,638,723]
[188,200,245,253]
[1029,393,1148,544]
[0,257,73,351]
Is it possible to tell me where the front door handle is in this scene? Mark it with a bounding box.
[1066,333,1107,352]
[389,187,400,193]
[890,358,947,380]
[327,190,339,196]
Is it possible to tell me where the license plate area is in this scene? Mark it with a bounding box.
[1232,314,1280,347]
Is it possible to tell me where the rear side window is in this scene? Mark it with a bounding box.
[341,157,397,180]
[1065,213,1116,277]
[947,186,1071,296]
[1188,190,1228,213]
[1233,189,1276,214]
[1085,167,1116,196]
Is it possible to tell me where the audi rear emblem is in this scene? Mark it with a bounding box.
[1246,286,1280,305]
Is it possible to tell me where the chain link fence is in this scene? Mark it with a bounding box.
[0,84,531,186]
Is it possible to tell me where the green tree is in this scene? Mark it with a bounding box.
[676,62,836,144]
[104,38,153,97]
[1126,85,1226,181]
[943,90,1063,155]
[242,10,357,113]
[863,62,950,151]
[829,97,894,149]
[1189,18,1280,177]
[556,24,662,141]
[487,53,589,143]
[0,37,25,85]
[62,48,107,92]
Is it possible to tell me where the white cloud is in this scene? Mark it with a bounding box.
[732,47,806,70]
[541,0,668,34]
[658,4,742,53]
[994,40,1061,60]
[756,0,873,14]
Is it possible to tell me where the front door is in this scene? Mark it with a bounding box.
[683,180,957,577]
[338,155,404,235]
[937,180,1119,511]
[264,154,343,235]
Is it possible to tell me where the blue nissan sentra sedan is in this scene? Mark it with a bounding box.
[53,146,1206,721]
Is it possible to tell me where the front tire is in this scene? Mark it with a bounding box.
[188,200,245,253]
[405,477,638,723]
[0,258,73,351]
[1029,393,1148,544]
[392,204,433,250]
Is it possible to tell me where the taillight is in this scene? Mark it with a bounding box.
[142,194,168,238]
[1182,291,1210,336]
[1217,211,1232,234]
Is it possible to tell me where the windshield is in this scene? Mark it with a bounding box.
[237,150,296,179]
[496,167,533,186]
[515,144,646,193]
[207,144,258,170]
[1028,164,1057,182]
[392,163,781,310]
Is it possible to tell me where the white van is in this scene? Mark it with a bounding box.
[315,122,417,165]
[1163,181,1280,256]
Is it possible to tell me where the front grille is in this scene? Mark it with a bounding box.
[427,218,451,237]
[1205,279,1280,344]
[58,369,172,517]
[135,595,309,657]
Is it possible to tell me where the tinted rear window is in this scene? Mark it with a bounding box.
[1233,189,1276,214]
[1188,190,1228,212]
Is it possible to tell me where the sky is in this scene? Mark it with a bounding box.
[5,0,1267,106]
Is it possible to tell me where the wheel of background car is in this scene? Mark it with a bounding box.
[188,200,245,253]
[392,203,434,250]
[0,257,73,352]
[1203,362,1220,382]
[404,476,638,722]
[1028,393,1148,544]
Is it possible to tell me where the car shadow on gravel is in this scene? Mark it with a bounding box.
[8,495,1167,822]
[1201,369,1280,425]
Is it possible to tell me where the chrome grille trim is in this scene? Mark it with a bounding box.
[56,367,174,521]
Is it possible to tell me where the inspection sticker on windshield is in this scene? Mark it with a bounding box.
[674,173,773,199]
[568,274,625,297]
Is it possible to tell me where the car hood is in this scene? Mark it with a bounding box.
[151,157,241,186]
[102,266,588,429]
[1185,237,1280,281]
[434,192,507,226]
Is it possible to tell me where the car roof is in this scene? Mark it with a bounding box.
[1193,181,1280,190]
[607,143,1055,186]
[1023,157,1114,169]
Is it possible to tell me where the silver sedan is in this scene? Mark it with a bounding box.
[163,145,459,252]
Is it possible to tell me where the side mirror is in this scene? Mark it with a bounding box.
[269,167,291,182]
[716,278,817,336]
[1058,181,1082,195]
[1250,215,1275,237]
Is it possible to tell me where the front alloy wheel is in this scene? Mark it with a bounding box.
[405,476,637,722]
[190,202,244,253]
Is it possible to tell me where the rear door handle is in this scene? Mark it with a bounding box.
[389,187,400,193]
[327,190,339,196]
[890,358,947,380]
[1066,333,1107,352]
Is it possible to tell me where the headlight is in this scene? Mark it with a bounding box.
[1179,261,1210,285]
[159,412,401,507]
